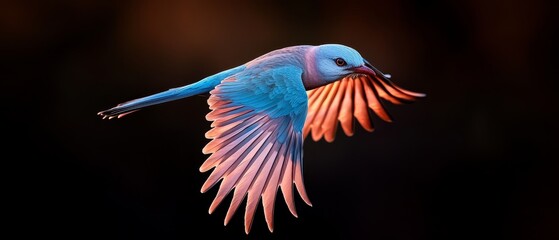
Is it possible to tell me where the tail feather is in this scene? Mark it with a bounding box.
[98,88,186,119]
[98,65,246,119]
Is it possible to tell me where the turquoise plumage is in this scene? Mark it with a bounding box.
[98,44,425,233]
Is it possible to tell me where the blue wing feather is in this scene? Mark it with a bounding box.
[200,65,311,234]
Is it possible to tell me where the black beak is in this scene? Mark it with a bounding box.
[363,59,392,79]
[351,63,377,76]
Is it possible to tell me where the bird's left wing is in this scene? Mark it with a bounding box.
[200,66,311,233]
[303,68,425,142]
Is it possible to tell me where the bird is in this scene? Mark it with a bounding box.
[98,44,425,234]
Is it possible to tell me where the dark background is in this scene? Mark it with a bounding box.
[4,0,558,239]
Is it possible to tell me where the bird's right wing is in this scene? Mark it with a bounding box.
[200,66,311,234]
[303,71,425,142]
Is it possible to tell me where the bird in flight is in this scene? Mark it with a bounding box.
[98,44,425,234]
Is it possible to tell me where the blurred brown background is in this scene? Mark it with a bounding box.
[3,0,558,239]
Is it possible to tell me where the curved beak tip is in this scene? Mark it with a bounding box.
[352,65,377,77]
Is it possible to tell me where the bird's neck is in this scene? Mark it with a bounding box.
[302,46,326,90]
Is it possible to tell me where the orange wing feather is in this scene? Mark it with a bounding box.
[303,74,425,142]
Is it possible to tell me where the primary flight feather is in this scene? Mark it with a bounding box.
[98,44,425,234]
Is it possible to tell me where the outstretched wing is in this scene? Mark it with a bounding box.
[200,66,311,234]
[303,70,425,142]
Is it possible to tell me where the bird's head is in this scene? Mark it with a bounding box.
[304,44,381,89]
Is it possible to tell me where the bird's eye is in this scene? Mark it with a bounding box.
[335,58,347,67]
